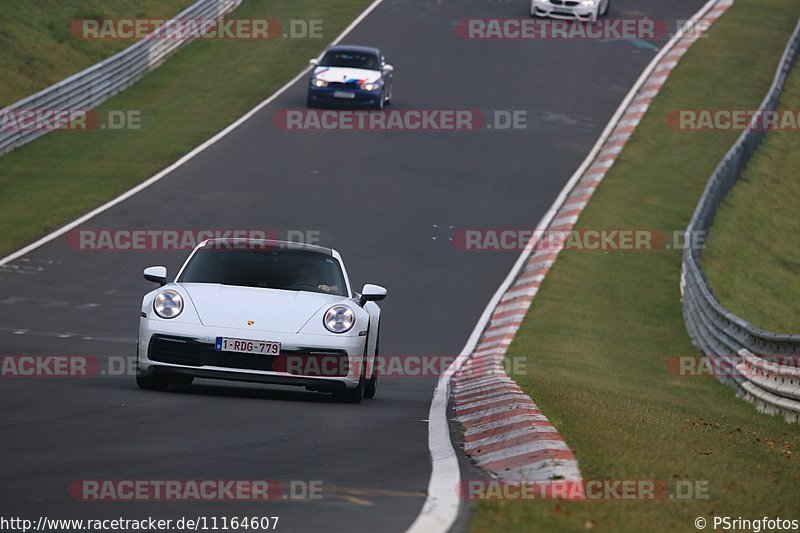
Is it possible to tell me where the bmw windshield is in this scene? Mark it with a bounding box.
[320,50,379,70]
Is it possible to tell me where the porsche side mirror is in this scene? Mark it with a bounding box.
[359,284,387,306]
[144,266,167,286]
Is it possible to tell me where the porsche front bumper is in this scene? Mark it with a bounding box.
[138,318,367,390]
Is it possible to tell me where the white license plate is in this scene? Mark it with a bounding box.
[333,91,356,99]
[215,337,280,355]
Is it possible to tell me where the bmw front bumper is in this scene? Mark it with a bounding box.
[307,86,382,108]
[532,0,599,21]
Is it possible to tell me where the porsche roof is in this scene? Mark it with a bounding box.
[199,238,334,256]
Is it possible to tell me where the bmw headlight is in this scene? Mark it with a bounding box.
[153,289,183,319]
[312,78,328,88]
[580,0,595,5]
[323,305,355,333]
[360,81,380,91]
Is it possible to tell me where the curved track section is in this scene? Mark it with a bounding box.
[0,0,706,530]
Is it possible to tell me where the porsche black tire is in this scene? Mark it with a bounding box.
[169,374,194,388]
[364,332,379,399]
[334,375,364,403]
[364,372,377,399]
[136,373,169,391]
[334,350,368,403]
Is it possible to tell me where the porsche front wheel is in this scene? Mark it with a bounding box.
[136,372,168,391]
[334,363,365,403]
[364,332,379,399]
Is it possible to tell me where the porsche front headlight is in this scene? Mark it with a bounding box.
[323,305,355,333]
[153,289,183,319]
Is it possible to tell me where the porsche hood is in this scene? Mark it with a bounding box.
[180,283,343,333]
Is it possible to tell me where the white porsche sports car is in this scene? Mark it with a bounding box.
[531,0,610,21]
[136,239,387,403]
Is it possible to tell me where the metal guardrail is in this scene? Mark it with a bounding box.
[681,17,800,422]
[0,0,241,156]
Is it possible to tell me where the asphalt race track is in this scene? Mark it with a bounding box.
[0,0,706,530]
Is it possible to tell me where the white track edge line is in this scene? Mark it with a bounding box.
[405,0,725,531]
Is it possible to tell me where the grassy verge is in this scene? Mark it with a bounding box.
[470,1,800,531]
[0,0,194,108]
[701,66,800,333]
[0,0,372,256]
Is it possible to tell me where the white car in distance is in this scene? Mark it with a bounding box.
[531,0,610,21]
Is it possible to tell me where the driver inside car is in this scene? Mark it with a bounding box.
[292,263,338,294]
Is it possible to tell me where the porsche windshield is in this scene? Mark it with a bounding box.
[178,247,348,296]
[320,50,379,70]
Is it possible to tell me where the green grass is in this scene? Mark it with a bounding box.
[0,0,195,108]
[0,0,372,256]
[470,1,800,531]
[701,68,800,333]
